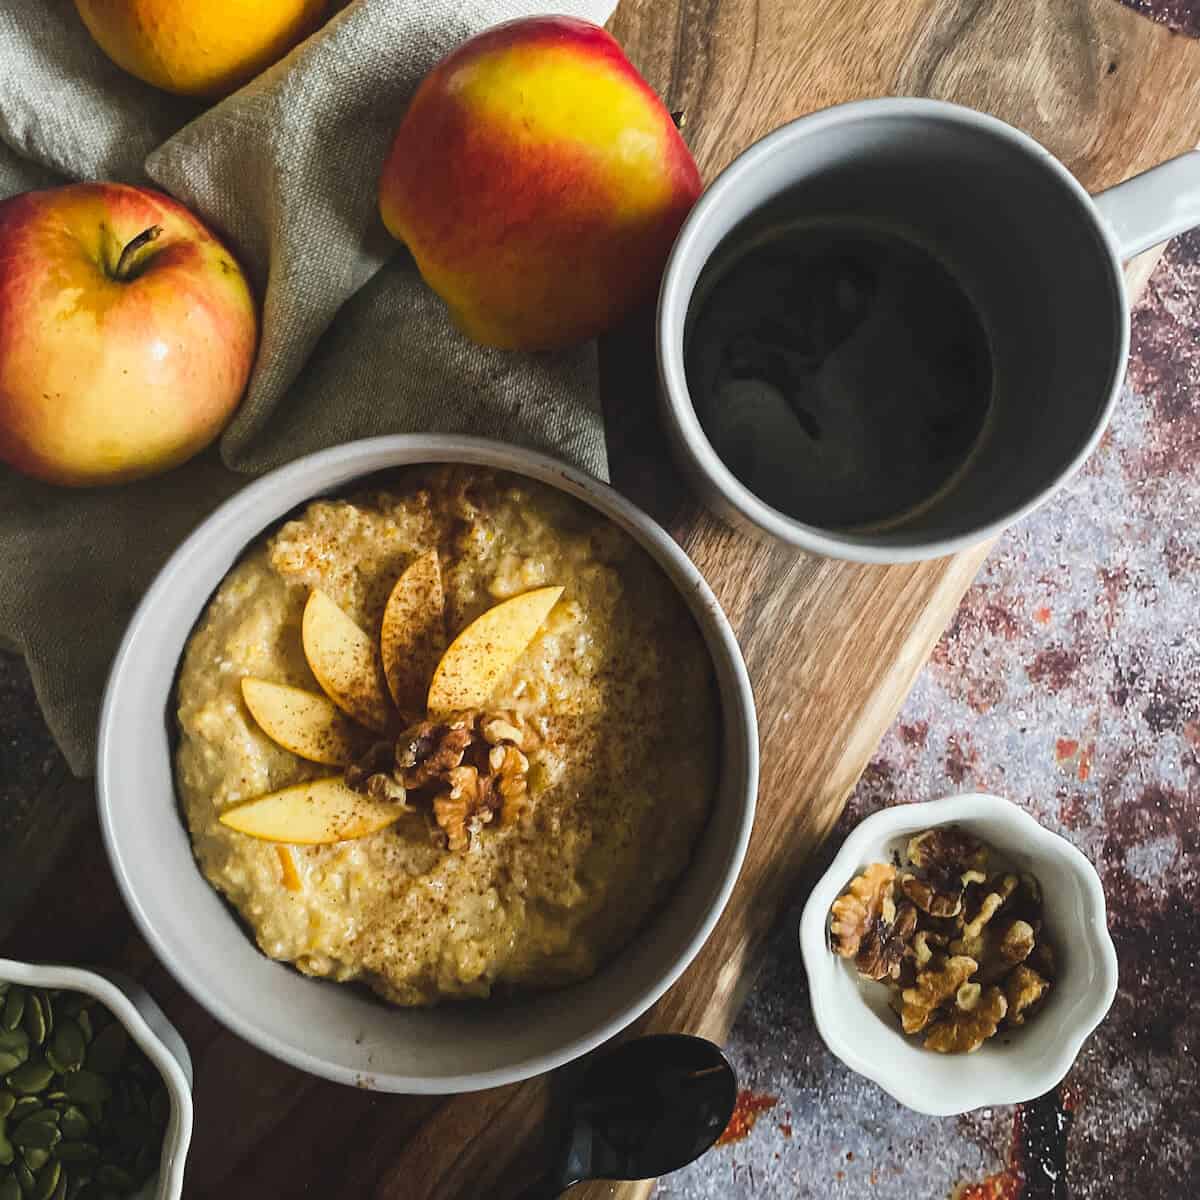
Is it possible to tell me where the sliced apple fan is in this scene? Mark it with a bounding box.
[220,549,562,851]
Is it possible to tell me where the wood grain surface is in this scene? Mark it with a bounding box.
[6,1,1200,1197]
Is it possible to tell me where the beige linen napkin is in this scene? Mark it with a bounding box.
[0,0,615,775]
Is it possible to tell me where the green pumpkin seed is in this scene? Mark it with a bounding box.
[15,1160,36,1197]
[92,1167,131,1195]
[16,1112,55,1128]
[6,1102,36,1127]
[0,1037,29,1074]
[1,994,24,1035]
[53,1114,85,1147]
[17,1150,46,1173]
[0,1126,13,1166]
[67,1020,87,1055]
[48,1177,65,1200]
[34,1001,50,1047]
[80,1029,123,1081]
[12,1114,56,1137]
[48,1027,81,1083]
[11,1124,58,1154]
[6,1064,54,1098]
[0,1174,20,1200]
[0,1098,12,1123]
[14,1160,36,1196]
[20,1002,44,1051]
[63,1174,87,1200]
[47,1145,94,1168]
[0,984,9,997]
[30,1161,59,1200]
[72,1109,98,1138]
[57,1079,105,1113]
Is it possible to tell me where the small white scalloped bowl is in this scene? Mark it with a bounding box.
[798,793,1118,1115]
[0,959,193,1199]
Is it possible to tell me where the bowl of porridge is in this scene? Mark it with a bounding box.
[97,436,757,1092]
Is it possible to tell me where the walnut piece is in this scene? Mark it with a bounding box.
[830,863,896,959]
[900,955,978,1034]
[856,901,918,982]
[1004,964,1050,1025]
[997,919,1036,965]
[907,828,988,873]
[959,873,1019,942]
[346,711,530,852]
[898,869,963,918]
[911,929,947,966]
[925,985,1007,1053]
[395,718,474,788]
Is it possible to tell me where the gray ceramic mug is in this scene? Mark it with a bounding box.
[657,98,1200,563]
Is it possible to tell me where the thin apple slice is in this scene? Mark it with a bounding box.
[427,585,564,715]
[381,550,446,716]
[219,778,405,845]
[301,589,393,731]
[241,678,368,766]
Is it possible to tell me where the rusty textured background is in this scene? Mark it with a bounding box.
[1118,0,1200,36]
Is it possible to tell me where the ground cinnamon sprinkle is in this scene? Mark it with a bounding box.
[715,1089,778,1146]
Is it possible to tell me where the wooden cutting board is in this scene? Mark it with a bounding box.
[6,1,1200,1197]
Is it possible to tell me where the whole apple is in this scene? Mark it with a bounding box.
[378,16,702,351]
[0,183,257,487]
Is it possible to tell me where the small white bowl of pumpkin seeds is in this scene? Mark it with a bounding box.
[0,960,192,1200]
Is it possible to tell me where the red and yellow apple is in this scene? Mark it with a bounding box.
[0,182,257,487]
[378,16,702,350]
[73,0,330,99]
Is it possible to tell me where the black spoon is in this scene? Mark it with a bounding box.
[519,1034,738,1199]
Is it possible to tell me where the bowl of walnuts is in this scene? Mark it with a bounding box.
[798,793,1118,1115]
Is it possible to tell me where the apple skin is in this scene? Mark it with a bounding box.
[378,16,702,350]
[0,182,257,487]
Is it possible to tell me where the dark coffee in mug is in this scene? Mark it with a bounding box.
[684,219,993,530]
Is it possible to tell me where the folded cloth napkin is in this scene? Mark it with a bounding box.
[0,0,615,775]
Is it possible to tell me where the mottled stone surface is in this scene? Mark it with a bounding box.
[1118,0,1200,37]
[670,233,1200,1196]
[3,230,1200,1195]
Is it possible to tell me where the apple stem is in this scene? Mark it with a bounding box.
[113,225,164,281]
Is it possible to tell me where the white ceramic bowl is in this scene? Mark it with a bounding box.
[0,959,193,1200]
[798,793,1118,1115]
[98,436,757,1094]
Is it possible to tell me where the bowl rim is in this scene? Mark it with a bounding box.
[0,957,193,1199]
[97,434,758,1093]
[797,792,1119,1115]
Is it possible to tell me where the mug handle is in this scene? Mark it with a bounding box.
[1092,149,1200,260]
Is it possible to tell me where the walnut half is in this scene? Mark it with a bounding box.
[900,954,978,1035]
[925,985,1007,1053]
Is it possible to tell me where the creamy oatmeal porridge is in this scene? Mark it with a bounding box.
[175,466,718,1006]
